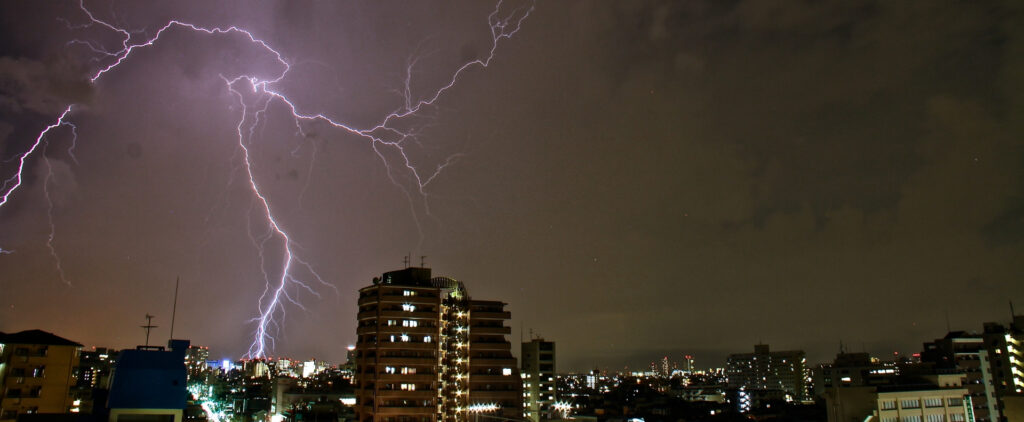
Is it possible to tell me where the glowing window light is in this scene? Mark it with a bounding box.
[467,403,499,412]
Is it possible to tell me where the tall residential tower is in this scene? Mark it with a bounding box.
[521,339,555,422]
[353,267,521,422]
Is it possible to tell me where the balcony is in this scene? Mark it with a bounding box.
[470,342,510,351]
[377,356,437,365]
[379,295,439,305]
[469,375,517,383]
[470,326,511,334]
[376,373,437,382]
[380,311,438,319]
[375,389,435,398]
[468,390,521,399]
[470,311,511,320]
[374,406,435,415]
[469,358,517,366]
[377,342,437,350]
[376,326,438,335]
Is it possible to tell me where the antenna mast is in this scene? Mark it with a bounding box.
[170,276,180,340]
[141,314,157,347]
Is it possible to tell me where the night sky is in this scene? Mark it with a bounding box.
[1,1,1022,372]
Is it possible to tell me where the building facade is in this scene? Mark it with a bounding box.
[0,330,82,421]
[726,344,807,405]
[354,267,520,422]
[921,332,999,421]
[823,373,971,422]
[980,316,1024,421]
[107,339,190,422]
[521,339,555,422]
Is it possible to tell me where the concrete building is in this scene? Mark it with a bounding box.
[0,330,83,421]
[107,340,189,422]
[921,332,999,421]
[183,346,208,382]
[814,352,904,399]
[980,315,1024,421]
[726,344,807,405]
[824,373,969,422]
[521,339,555,422]
[353,267,521,422]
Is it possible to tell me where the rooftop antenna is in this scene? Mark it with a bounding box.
[141,314,157,347]
[170,276,180,340]
[1011,300,1017,318]
[420,255,427,267]
[403,254,410,268]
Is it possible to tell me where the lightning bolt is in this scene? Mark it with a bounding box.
[0,0,533,358]
[42,145,72,286]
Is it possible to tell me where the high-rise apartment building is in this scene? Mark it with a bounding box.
[521,339,555,422]
[354,267,521,422]
[0,330,82,421]
[980,315,1024,421]
[184,345,209,382]
[726,344,807,404]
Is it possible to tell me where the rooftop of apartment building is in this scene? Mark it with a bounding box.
[0,330,82,347]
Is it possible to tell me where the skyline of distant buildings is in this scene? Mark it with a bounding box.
[2,265,1024,421]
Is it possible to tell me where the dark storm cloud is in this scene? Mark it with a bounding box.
[1,0,1022,372]
[0,56,93,115]
[591,0,1015,224]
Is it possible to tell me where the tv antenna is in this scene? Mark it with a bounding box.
[141,314,157,347]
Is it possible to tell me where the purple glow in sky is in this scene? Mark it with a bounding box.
[2,1,1023,370]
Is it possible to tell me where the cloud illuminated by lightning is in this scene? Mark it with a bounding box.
[0,0,533,358]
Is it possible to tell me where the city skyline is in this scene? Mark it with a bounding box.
[2,0,1023,373]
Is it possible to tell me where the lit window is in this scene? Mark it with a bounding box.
[403,320,419,327]
[400,334,410,342]
[503,368,512,376]
[403,290,415,297]
[401,367,416,375]
[424,336,432,343]
[387,320,397,326]
[401,383,416,391]
[385,366,395,374]
[402,304,416,312]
